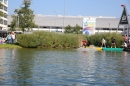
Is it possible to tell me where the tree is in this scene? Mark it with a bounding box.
[64,24,82,34]
[64,25,73,34]
[73,24,82,34]
[10,0,37,32]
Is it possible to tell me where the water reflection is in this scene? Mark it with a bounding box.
[11,49,35,85]
[0,49,7,84]
[0,48,130,85]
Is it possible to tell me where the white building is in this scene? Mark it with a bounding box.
[0,0,8,30]
[7,14,130,35]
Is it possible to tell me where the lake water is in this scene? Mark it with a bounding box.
[0,48,130,86]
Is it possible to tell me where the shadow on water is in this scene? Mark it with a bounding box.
[0,48,130,85]
[3,48,35,85]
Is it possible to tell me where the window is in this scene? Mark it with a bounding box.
[4,20,7,25]
[4,13,7,18]
[0,5,3,10]
[0,19,3,24]
[4,6,7,11]
[4,0,7,4]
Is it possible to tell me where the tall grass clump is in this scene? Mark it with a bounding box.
[17,31,81,48]
[88,32,123,47]
[17,34,41,48]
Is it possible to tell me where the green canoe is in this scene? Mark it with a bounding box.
[102,47,123,51]
[123,48,130,51]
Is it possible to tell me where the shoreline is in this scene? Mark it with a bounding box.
[0,44,22,48]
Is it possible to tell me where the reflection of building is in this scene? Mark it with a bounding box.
[7,15,128,34]
[0,49,7,80]
[0,0,8,30]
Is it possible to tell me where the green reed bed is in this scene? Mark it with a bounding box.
[17,31,124,48]
[17,31,82,48]
[87,32,123,47]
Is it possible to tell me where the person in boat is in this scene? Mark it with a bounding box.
[101,38,106,47]
[82,38,87,48]
[121,42,127,48]
[111,37,116,48]
[123,34,127,43]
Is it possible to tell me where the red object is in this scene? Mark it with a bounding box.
[82,40,87,45]
[121,4,125,7]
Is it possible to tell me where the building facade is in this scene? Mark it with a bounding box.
[8,14,129,35]
[0,0,8,30]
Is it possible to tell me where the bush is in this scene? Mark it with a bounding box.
[17,31,80,48]
[17,34,41,48]
[88,33,123,47]
[17,31,124,48]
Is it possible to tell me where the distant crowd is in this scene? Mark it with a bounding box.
[0,31,16,44]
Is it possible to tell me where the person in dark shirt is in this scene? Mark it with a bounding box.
[111,37,116,48]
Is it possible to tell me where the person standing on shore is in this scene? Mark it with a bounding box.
[6,32,12,44]
[11,31,16,44]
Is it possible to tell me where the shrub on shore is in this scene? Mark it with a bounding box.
[17,31,124,48]
[17,31,84,48]
[87,33,123,47]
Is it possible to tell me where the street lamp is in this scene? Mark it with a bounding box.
[63,0,65,32]
[54,11,59,27]
[15,14,19,29]
[17,16,19,28]
[108,23,111,32]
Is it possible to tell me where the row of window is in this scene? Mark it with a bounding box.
[0,19,7,25]
[0,4,7,11]
[96,28,123,31]
[37,26,124,31]
[0,0,7,5]
[0,12,7,18]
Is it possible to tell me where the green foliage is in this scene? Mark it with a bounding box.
[9,15,17,31]
[64,25,73,34]
[16,31,124,48]
[17,34,41,48]
[88,33,123,47]
[10,0,37,32]
[64,24,82,34]
[73,24,82,34]
[17,31,80,48]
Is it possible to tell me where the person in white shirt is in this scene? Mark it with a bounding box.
[121,42,127,48]
[11,31,16,44]
[101,38,106,47]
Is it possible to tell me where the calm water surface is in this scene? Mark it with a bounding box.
[0,48,130,86]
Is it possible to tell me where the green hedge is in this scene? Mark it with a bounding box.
[17,31,80,48]
[17,31,124,48]
[87,33,123,47]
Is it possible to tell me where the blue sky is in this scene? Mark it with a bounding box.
[8,0,130,18]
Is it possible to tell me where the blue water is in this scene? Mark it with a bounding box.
[0,48,130,86]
